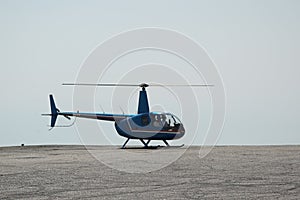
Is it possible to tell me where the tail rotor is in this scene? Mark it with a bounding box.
[42,94,74,130]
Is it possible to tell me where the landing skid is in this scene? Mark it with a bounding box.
[161,144,184,148]
[121,138,184,149]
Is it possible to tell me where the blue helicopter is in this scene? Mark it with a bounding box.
[43,83,212,148]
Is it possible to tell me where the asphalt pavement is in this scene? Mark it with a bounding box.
[0,145,299,199]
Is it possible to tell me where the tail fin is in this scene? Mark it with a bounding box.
[42,94,74,129]
[49,94,58,127]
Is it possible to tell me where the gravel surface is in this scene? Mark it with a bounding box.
[0,145,299,199]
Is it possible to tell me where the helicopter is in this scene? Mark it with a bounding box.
[42,83,212,148]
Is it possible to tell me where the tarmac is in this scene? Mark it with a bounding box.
[0,145,299,199]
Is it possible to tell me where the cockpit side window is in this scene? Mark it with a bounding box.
[151,114,161,127]
[149,113,181,128]
[141,115,150,126]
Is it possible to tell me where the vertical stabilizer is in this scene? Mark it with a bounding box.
[49,94,58,127]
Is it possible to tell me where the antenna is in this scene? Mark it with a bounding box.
[99,105,105,114]
[119,106,125,114]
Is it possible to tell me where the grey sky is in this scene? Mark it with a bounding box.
[0,0,299,146]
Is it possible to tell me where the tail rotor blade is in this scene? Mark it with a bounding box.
[63,115,71,120]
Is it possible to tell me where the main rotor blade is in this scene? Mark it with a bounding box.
[150,84,214,87]
[63,83,214,87]
[62,83,141,87]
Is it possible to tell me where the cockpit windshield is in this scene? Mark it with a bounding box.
[150,112,181,128]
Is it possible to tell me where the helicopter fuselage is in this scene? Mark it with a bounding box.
[115,112,185,140]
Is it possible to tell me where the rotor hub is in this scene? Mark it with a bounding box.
[139,83,149,89]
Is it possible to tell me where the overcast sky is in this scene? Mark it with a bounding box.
[0,0,299,146]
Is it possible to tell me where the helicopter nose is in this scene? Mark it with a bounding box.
[180,125,185,134]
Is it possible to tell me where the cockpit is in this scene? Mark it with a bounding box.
[149,112,182,131]
[126,112,185,138]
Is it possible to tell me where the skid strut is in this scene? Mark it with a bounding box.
[140,139,148,148]
[122,138,130,149]
[163,140,170,146]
